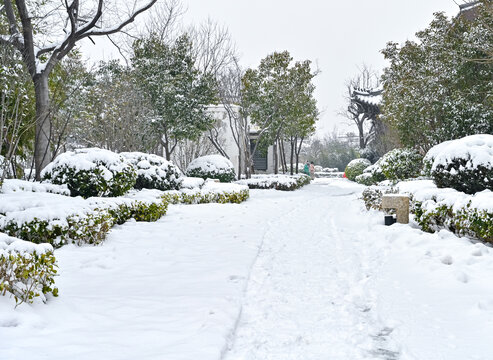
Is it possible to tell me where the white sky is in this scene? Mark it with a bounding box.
[82,0,460,138]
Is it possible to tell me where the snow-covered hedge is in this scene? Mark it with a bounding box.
[180,176,205,189]
[345,158,371,181]
[0,189,171,247]
[163,182,249,205]
[41,148,137,198]
[362,180,493,244]
[0,233,58,305]
[0,179,70,195]
[121,152,183,191]
[378,148,423,181]
[426,134,493,194]
[186,155,236,183]
[236,174,311,191]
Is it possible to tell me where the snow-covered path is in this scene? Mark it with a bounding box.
[225,180,399,360]
[2,178,493,360]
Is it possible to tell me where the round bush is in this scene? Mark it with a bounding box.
[186,155,236,183]
[41,148,136,198]
[429,134,493,194]
[121,152,183,191]
[344,158,371,181]
[378,148,423,181]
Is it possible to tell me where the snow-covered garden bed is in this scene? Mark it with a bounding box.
[362,180,493,243]
[235,174,311,191]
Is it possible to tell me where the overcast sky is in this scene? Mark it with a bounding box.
[83,0,461,138]
[183,0,460,137]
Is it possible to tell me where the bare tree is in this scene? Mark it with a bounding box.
[341,65,381,150]
[1,0,158,179]
[216,61,252,178]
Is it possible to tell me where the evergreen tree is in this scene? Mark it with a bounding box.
[381,5,493,152]
[132,34,217,160]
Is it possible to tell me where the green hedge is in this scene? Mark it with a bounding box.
[162,188,249,205]
[237,174,311,191]
[0,236,58,306]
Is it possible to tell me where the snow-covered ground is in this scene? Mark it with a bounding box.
[1,178,493,359]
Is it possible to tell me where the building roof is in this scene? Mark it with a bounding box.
[351,86,383,108]
[459,1,481,21]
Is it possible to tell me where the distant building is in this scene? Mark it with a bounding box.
[206,105,278,174]
[459,1,481,21]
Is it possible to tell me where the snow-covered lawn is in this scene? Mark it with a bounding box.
[1,178,493,359]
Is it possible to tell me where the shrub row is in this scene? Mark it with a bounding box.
[236,174,311,191]
[0,234,58,306]
[1,198,169,248]
[361,186,493,244]
[163,187,250,205]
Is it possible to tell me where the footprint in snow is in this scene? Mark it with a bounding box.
[440,255,454,265]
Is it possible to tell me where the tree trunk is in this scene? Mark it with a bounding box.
[290,138,295,175]
[358,121,365,149]
[273,142,278,175]
[34,74,51,180]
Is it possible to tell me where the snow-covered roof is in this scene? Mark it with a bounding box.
[351,86,383,107]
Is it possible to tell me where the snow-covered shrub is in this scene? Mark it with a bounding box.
[0,179,70,195]
[162,182,249,205]
[363,180,493,243]
[186,155,236,183]
[0,233,58,305]
[422,140,454,177]
[107,200,169,224]
[427,134,493,194]
[236,174,311,191]
[361,186,398,210]
[121,152,183,191]
[42,148,137,198]
[355,173,376,186]
[180,177,205,189]
[378,148,423,181]
[2,211,113,247]
[344,158,371,181]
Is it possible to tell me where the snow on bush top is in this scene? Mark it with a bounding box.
[347,158,371,168]
[187,155,234,173]
[121,152,183,191]
[1,179,70,195]
[428,134,493,171]
[397,179,493,213]
[41,148,129,179]
[181,177,205,189]
[0,232,53,255]
[0,192,95,227]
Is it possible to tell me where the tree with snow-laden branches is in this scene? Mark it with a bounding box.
[131,33,217,161]
[381,2,493,152]
[0,0,158,179]
[242,51,318,175]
